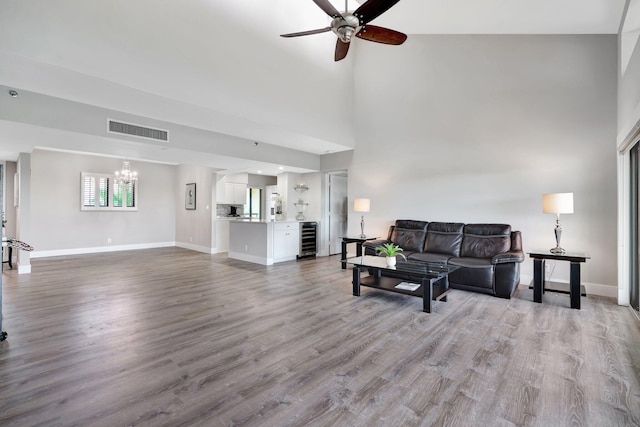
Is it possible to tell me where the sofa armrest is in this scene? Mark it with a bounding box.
[363,239,391,255]
[492,250,525,264]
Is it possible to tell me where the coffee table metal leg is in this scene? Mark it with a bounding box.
[570,262,581,309]
[440,276,449,302]
[533,258,544,303]
[341,240,348,269]
[352,266,361,296]
[422,278,432,313]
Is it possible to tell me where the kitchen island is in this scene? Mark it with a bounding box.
[228,220,300,265]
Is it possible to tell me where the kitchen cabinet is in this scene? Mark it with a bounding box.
[225,182,247,205]
[273,222,300,263]
[216,177,247,204]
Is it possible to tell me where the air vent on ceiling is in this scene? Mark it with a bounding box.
[107,119,169,142]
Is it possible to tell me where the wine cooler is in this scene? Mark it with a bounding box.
[298,221,317,258]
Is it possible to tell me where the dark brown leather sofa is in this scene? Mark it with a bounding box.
[362,220,524,299]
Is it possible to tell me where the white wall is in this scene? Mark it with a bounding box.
[175,164,215,253]
[16,153,31,272]
[2,161,16,238]
[30,150,176,254]
[299,172,324,223]
[349,35,618,293]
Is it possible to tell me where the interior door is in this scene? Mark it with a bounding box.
[329,174,347,255]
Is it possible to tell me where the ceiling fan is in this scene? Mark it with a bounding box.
[281,0,407,61]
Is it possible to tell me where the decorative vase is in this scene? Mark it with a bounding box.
[386,256,396,267]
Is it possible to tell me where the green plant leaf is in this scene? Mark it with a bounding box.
[375,243,406,259]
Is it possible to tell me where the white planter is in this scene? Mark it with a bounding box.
[386,256,396,267]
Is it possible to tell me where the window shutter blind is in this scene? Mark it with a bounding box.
[114,181,123,207]
[126,183,136,207]
[83,175,96,207]
[98,177,109,207]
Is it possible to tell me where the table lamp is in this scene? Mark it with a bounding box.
[354,198,370,238]
[542,192,574,254]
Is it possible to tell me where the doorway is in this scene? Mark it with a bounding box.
[328,173,347,255]
[630,143,640,311]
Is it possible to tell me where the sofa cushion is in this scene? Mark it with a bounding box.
[389,221,428,253]
[409,252,451,264]
[424,222,464,256]
[461,224,511,259]
[395,220,428,231]
[448,257,495,290]
[391,228,426,253]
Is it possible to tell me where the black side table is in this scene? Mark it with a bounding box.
[2,246,13,270]
[529,250,589,309]
[341,236,378,269]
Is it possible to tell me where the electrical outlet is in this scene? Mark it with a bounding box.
[245,244,248,252]
[107,238,112,244]
[190,237,193,242]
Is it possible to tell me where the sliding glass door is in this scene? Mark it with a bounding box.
[631,143,640,311]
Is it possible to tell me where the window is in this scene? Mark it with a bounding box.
[245,188,262,219]
[114,181,136,208]
[81,172,137,211]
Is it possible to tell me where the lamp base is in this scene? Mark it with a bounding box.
[359,234,366,238]
[550,246,566,254]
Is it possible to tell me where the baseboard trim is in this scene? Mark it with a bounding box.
[175,242,215,254]
[17,263,31,274]
[228,251,273,266]
[520,274,617,298]
[30,242,176,258]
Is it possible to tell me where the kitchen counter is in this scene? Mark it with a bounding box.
[228,220,301,265]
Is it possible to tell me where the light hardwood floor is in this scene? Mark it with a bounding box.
[0,247,639,426]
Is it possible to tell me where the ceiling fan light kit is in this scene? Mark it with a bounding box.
[281,0,407,61]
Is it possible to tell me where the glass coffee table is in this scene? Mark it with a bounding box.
[344,255,460,313]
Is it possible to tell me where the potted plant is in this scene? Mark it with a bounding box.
[375,243,407,267]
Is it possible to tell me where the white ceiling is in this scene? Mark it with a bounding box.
[355,0,625,34]
[0,0,628,175]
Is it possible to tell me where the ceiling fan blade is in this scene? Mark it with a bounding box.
[354,0,401,24]
[281,27,331,38]
[334,39,350,61]
[313,0,343,18]
[356,25,407,45]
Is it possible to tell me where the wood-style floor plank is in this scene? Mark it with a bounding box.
[0,247,639,426]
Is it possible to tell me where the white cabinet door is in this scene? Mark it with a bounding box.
[224,182,235,203]
[273,222,300,261]
[232,183,247,204]
[224,182,246,204]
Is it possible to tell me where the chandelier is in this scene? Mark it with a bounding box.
[115,160,138,185]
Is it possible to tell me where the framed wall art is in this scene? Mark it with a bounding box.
[185,183,196,210]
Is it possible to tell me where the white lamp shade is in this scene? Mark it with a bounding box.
[542,193,574,214]
[354,198,370,213]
